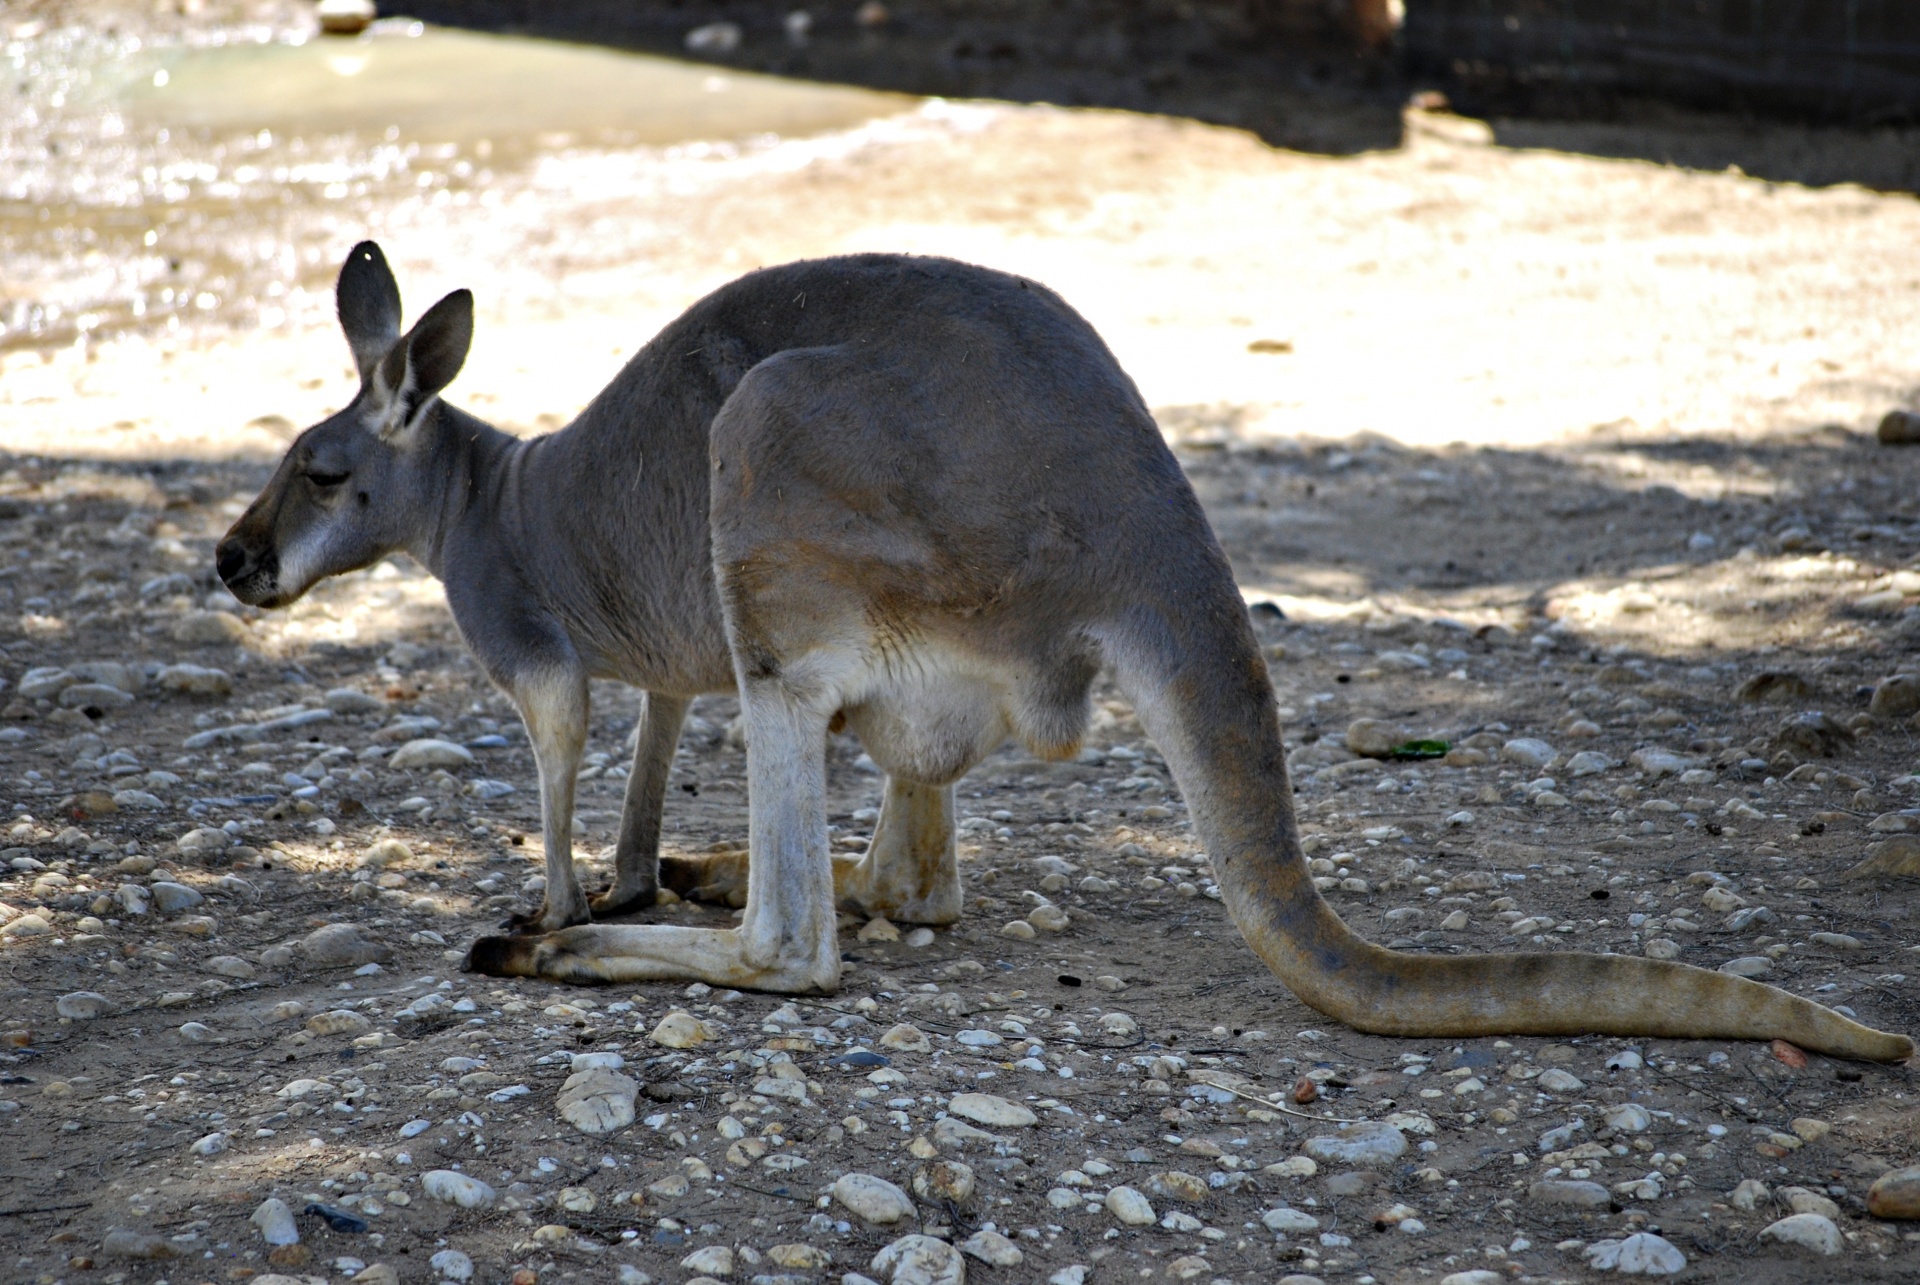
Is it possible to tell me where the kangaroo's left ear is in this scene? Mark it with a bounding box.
[368,288,473,444]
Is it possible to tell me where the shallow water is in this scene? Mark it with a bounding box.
[0,20,914,354]
[118,24,909,154]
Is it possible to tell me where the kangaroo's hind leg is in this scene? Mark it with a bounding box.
[590,691,690,919]
[463,665,845,992]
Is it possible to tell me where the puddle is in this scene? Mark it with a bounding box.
[117,24,912,156]
[1,21,915,355]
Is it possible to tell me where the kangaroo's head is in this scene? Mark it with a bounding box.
[216,242,473,608]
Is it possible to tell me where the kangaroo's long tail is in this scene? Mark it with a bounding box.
[1102,584,1914,1063]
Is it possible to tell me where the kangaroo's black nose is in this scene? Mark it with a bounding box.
[215,542,247,583]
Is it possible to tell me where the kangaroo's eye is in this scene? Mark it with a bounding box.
[305,470,349,488]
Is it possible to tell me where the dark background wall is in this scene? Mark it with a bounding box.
[1404,0,1920,124]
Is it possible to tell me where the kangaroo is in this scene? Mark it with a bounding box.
[216,242,1913,1061]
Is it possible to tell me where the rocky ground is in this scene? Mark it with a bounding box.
[5,5,1920,1285]
[2,428,1918,1285]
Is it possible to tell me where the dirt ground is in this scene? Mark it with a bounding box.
[3,5,1920,1285]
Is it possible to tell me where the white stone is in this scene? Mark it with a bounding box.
[880,1023,931,1053]
[948,1092,1036,1127]
[1302,1121,1407,1167]
[1105,1186,1155,1226]
[1759,1212,1842,1255]
[1719,956,1771,977]
[307,1009,372,1036]
[250,1197,299,1245]
[300,922,390,967]
[1629,748,1696,779]
[1439,1272,1505,1285]
[156,664,233,697]
[422,1170,496,1209]
[178,1021,215,1042]
[871,1234,966,1285]
[1585,1232,1687,1275]
[430,1248,475,1281]
[56,991,111,1020]
[389,739,475,770]
[1605,1103,1652,1133]
[834,1172,915,1224]
[1501,738,1557,769]
[958,1229,1022,1266]
[1566,750,1615,777]
[175,827,234,857]
[680,1245,734,1275]
[1536,1068,1586,1092]
[649,1010,713,1048]
[1261,1206,1320,1233]
[557,1066,639,1135]
[191,1131,229,1156]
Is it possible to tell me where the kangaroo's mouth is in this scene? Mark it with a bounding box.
[215,544,284,608]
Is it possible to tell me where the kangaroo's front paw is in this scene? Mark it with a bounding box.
[660,851,750,907]
[588,882,659,920]
[499,897,591,935]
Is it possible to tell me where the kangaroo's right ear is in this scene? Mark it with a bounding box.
[336,241,403,382]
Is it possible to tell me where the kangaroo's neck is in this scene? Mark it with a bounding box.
[403,402,521,580]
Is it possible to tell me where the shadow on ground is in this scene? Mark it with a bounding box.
[397,1,1920,192]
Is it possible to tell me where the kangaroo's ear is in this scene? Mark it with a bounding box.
[369,288,474,444]
[337,241,403,382]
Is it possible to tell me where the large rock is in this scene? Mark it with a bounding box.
[947,1092,1036,1128]
[1105,1186,1155,1226]
[557,1066,639,1135]
[870,1234,966,1285]
[833,1173,914,1224]
[1846,835,1920,879]
[1529,1179,1611,1208]
[156,664,234,697]
[1584,1232,1686,1274]
[173,610,250,646]
[299,923,390,968]
[1759,1212,1842,1255]
[1345,719,1412,759]
[1500,738,1556,769]
[422,1170,496,1209]
[648,1011,713,1048]
[1870,674,1920,719]
[1302,1121,1407,1168]
[1867,1165,1920,1220]
[388,738,475,770]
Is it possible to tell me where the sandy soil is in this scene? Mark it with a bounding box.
[2,7,1920,1285]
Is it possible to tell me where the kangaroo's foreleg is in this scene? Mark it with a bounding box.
[591,691,691,918]
[464,673,843,992]
[508,666,592,933]
[837,777,961,924]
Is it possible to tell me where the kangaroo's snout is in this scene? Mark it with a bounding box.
[215,527,280,606]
